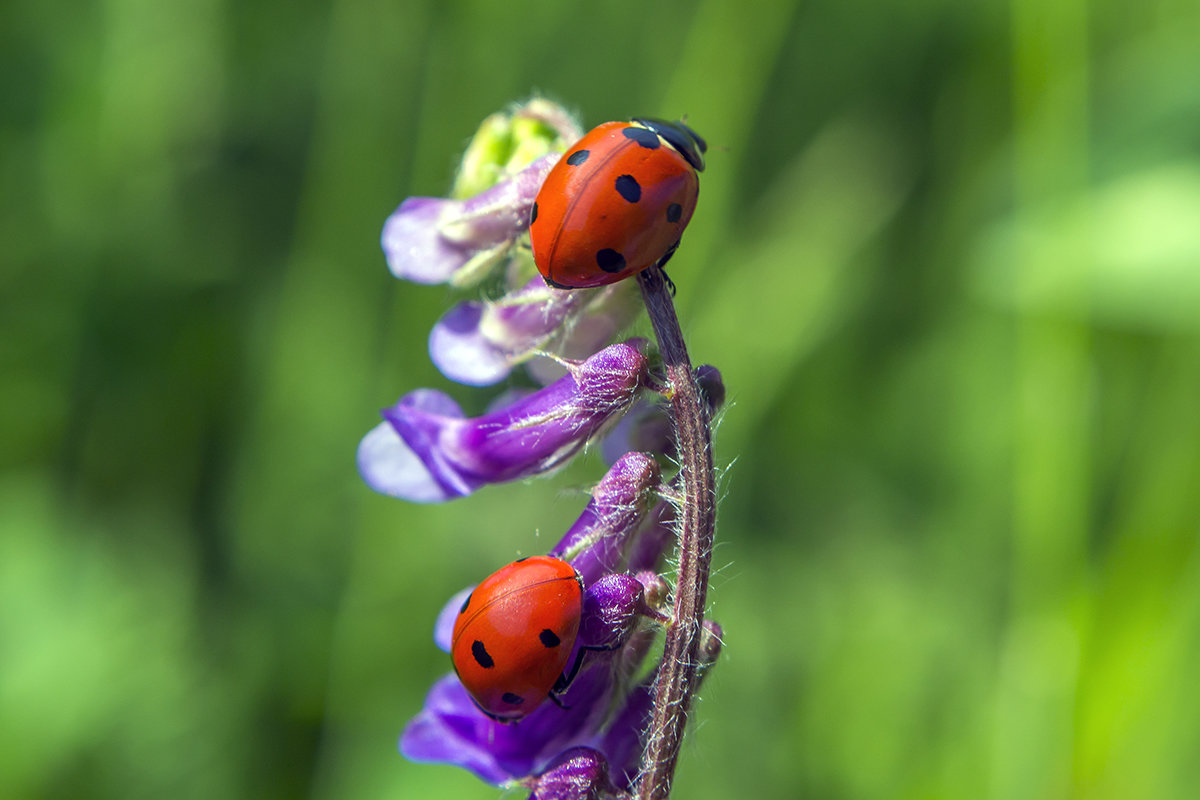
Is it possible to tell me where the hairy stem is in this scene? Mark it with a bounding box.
[634,266,717,800]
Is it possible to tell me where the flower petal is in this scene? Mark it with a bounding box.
[381,155,557,286]
[359,343,649,503]
[356,390,475,503]
[401,659,621,786]
[429,278,587,386]
[381,196,473,284]
[433,586,474,653]
[427,301,514,386]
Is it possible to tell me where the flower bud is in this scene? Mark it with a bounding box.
[552,452,661,584]
[525,747,619,800]
[453,99,582,199]
[699,619,724,668]
[579,573,647,650]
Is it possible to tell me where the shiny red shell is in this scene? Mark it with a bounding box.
[451,555,583,721]
[530,120,700,289]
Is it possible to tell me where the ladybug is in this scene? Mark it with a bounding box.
[451,555,584,722]
[530,118,706,289]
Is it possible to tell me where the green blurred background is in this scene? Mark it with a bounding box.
[4,0,1200,797]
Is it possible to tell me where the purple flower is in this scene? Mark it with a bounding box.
[430,278,644,387]
[381,154,557,286]
[400,454,674,788]
[402,581,658,788]
[358,342,650,502]
[429,277,589,385]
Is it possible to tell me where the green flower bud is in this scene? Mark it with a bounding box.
[451,98,581,199]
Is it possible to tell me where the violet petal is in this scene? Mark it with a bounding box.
[358,343,649,503]
[401,656,621,786]
[433,586,474,653]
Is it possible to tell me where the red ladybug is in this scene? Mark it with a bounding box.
[451,555,584,722]
[530,118,706,289]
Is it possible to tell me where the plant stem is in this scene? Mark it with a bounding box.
[634,266,717,800]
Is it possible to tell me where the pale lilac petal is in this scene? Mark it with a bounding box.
[434,586,474,653]
[525,283,642,386]
[429,278,587,386]
[381,197,472,284]
[427,302,513,386]
[381,155,556,286]
[356,390,474,503]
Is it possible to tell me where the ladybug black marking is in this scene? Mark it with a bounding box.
[631,117,707,172]
[501,692,525,706]
[615,174,641,203]
[622,126,661,149]
[566,150,590,166]
[459,592,473,614]
[471,640,494,669]
[666,202,682,223]
[539,629,561,648]
[530,202,538,225]
[596,249,626,273]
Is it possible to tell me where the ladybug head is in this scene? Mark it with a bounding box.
[632,118,707,172]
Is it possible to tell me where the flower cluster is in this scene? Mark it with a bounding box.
[360,100,723,799]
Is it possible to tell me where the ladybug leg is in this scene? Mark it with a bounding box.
[547,641,621,710]
[552,646,589,695]
[655,240,680,270]
[653,240,681,296]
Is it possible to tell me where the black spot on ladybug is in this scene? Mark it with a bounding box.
[459,591,473,614]
[514,556,529,562]
[530,202,537,225]
[615,174,641,203]
[596,249,626,273]
[539,629,561,648]
[567,150,590,166]
[471,640,495,669]
[501,692,525,706]
[622,126,661,149]
[667,203,683,223]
